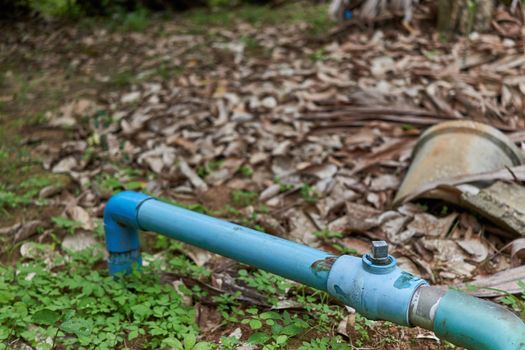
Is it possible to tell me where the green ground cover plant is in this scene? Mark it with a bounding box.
[0,250,209,350]
[0,239,377,349]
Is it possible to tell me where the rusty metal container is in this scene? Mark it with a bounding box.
[394,120,524,205]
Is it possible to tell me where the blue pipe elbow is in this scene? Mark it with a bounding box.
[104,191,152,274]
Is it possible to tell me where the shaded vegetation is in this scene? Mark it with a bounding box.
[0,0,278,19]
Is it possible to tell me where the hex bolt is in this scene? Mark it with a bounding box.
[369,240,390,265]
[372,240,388,258]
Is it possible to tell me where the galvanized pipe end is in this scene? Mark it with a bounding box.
[408,285,446,330]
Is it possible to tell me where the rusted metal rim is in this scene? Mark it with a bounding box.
[394,120,524,205]
[413,121,523,166]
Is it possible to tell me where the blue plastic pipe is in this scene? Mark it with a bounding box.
[104,191,332,290]
[104,191,525,349]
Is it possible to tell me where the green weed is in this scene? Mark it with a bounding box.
[219,335,240,349]
[51,216,82,235]
[0,176,53,210]
[353,314,373,346]
[169,255,211,280]
[93,171,146,196]
[231,190,257,207]
[245,310,310,349]
[161,332,212,350]
[298,336,351,350]
[308,49,327,62]
[239,164,253,177]
[196,160,224,179]
[331,243,358,256]
[212,291,245,324]
[493,282,525,320]
[238,269,292,305]
[295,289,344,331]
[185,3,331,33]
[154,63,183,81]
[25,0,81,18]
[119,8,150,32]
[274,177,294,193]
[313,229,342,240]
[0,253,203,350]
[300,184,319,203]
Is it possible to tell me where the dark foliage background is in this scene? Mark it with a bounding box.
[0,0,275,19]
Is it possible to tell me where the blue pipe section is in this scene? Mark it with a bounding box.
[137,197,333,291]
[434,291,525,350]
[104,191,525,349]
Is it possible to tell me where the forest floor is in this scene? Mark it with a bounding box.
[1,2,525,349]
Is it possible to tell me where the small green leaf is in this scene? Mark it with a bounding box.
[51,216,82,234]
[281,324,304,337]
[0,291,15,304]
[131,303,151,320]
[32,309,60,325]
[248,332,270,345]
[60,318,92,337]
[183,333,196,350]
[275,335,288,345]
[0,327,10,340]
[260,311,281,320]
[193,342,212,350]
[162,337,183,349]
[249,319,262,330]
[128,330,139,340]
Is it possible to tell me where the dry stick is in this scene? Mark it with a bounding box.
[506,165,525,185]
[301,116,447,126]
[301,112,518,131]
[301,105,456,118]
[350,138,418,175]
[509,130,525,143]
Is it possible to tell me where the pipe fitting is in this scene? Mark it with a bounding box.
[104,191,152,274]
[408,285,446,330]
[327,254,427,326]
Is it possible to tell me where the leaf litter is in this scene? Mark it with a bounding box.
[1,2,525,348]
